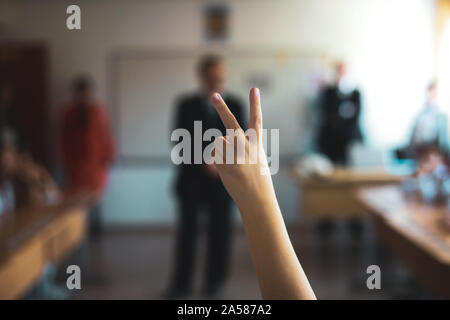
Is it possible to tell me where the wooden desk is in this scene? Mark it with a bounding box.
[290,167,403,219]
[357,186,450,299]
[0,193,93,299]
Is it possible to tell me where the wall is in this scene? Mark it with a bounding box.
[0,0,437,225]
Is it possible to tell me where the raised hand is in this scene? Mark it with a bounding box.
[209,88,316,300]
[210,88,275,214]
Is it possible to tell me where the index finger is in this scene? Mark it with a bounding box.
[249,88,262,137]
[210,93,241,130]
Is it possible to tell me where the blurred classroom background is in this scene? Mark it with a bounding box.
[0,0,449,300]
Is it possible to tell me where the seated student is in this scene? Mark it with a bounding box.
[397,82,448,160]
[410,82,448,154]
[0,141,59,215]
[414,145,446,177]
[208,88,316,300]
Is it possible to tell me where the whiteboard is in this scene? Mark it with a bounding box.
[113,49,323,161]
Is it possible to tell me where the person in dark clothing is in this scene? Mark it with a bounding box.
[0,82,24,151]
[167,55,246,299]
[317,62,363,165]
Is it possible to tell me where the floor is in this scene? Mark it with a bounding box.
[36,219,432,300]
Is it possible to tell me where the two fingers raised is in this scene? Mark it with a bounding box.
[210,88,263,136]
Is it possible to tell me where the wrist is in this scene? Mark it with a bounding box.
[237,185,280,219]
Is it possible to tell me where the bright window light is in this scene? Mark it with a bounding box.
[438,19,450,115]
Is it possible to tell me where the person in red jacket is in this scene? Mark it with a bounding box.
[60,76,116,235]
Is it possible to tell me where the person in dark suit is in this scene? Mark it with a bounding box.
[167,55,245,299]
[317,62,363,165]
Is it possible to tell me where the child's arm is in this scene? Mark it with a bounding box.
[210,88,316,300]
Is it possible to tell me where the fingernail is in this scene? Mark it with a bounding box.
[213,93,220,101]
[254,88,260,96]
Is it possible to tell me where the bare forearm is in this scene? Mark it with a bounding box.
[238,194,316,300]
[211,89,316,300]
